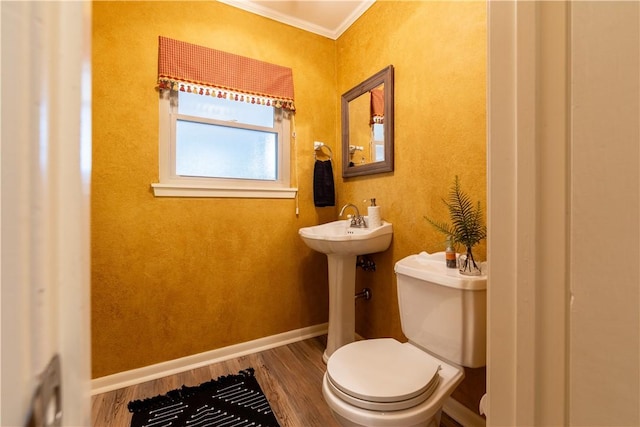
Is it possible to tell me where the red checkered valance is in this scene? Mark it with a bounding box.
[157,36,295,111]
[370,87,384,124]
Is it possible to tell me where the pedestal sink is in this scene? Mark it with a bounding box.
[298,219,393,362]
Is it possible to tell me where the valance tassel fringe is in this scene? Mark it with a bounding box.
[158,78,295,111]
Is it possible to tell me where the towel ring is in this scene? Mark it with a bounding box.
[314,142,332,160]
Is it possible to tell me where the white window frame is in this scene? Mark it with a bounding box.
[152,90,297,198]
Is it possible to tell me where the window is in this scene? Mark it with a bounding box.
[372,123,385,162]
[153,91,294,198]
[151,36,296,198]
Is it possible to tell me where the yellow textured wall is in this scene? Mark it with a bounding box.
[336,1,487,414]
[92,1,338,378]
[337,0,486,340]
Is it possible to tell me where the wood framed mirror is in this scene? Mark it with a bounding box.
[341,65,394,178]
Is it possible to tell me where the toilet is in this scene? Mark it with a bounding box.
[322,251,487,427]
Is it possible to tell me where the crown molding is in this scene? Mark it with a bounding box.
[218,0,375,40]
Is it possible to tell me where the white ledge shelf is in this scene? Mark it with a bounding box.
[151,183,298,199]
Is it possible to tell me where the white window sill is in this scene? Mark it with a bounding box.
[151,183,298,199]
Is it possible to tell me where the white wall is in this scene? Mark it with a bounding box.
[569,2,639,425]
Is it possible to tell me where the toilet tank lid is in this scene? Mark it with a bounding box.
[394,251,487,290]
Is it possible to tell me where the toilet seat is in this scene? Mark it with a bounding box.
[326,338,441,411]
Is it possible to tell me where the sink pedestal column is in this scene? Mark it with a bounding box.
[323,253,357,363]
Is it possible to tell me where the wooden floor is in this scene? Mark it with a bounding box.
[91,335,462,427]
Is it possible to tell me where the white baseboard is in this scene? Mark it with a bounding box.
[91,323,328,396]
[443,397,486,427]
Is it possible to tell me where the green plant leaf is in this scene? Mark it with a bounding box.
[424,176,486,250]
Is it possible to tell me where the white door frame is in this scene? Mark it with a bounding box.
[1,1,92,425]
[487,1,570,425]
[488,1,640,425]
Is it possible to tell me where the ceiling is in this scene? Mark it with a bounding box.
[218,0,375,39]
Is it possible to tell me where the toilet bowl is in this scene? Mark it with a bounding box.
[322,252,487,427]
[322,338,463,427]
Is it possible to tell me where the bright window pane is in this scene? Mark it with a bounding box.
[176,120,277,180]
[373,123,384,140]
[178,91,273,127]
[373,123,385,161]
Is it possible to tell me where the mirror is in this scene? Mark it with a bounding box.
[341,65,394,178]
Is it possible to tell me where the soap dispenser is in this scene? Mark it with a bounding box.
[367,198,382,228]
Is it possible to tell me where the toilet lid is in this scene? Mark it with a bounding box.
[327,339,441,407]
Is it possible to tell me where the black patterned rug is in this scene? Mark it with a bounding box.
[128,368,280,427]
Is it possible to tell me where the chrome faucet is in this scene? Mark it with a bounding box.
[339,203,367,228]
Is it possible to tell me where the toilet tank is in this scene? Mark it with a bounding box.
[394,251,487,368]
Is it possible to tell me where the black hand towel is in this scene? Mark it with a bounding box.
[313,159,335,207]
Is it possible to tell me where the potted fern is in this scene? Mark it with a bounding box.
[424,176,487,275]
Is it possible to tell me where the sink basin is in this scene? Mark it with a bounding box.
[298,219,393,256]
[299,219,393,362]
